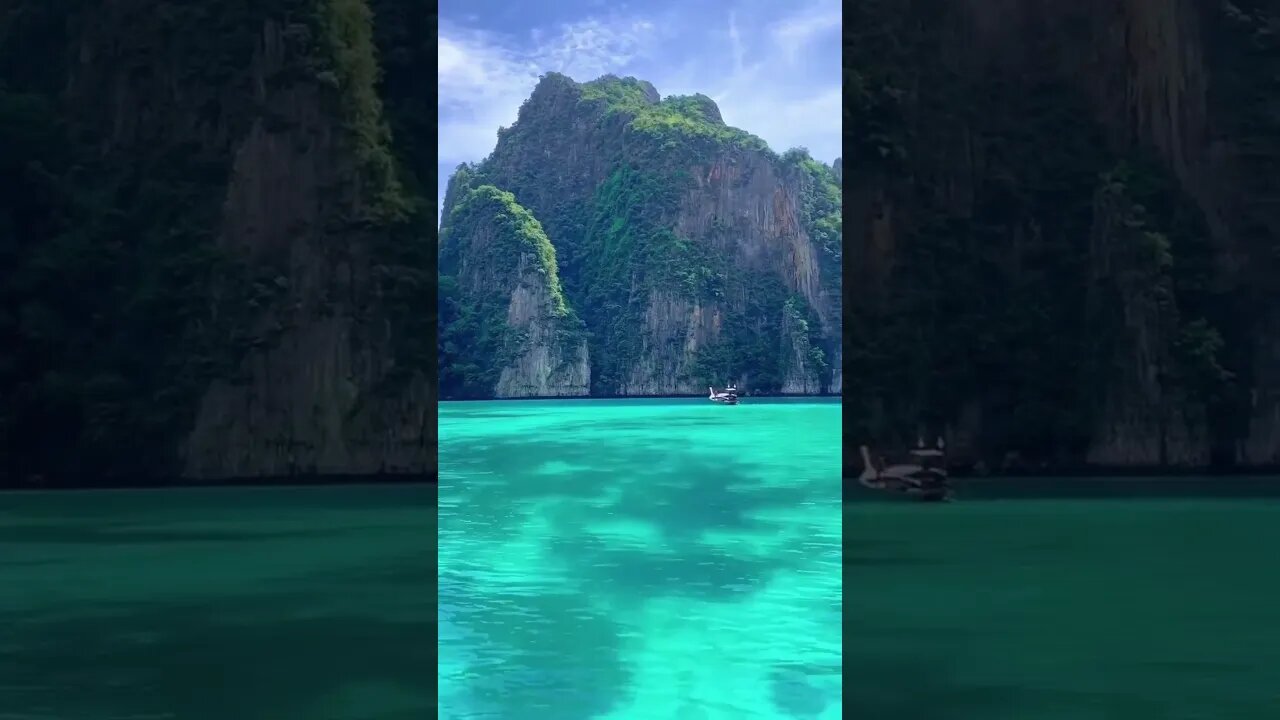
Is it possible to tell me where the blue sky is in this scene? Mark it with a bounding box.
[437,0,841,219]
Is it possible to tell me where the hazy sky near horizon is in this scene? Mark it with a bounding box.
[436,0,841,219]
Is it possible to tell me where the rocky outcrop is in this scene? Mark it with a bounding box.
[439,183,589,398]
[675,154,835,331]
[1242,312,1280,465]
[183,315,434,478]
[620,291,722,395]
[493,256,591,397]
[847,0,1279,470]
[780,301,825,395]
[1084,177,1210,466]
[178,11,434,478]
[0,1,435,484]
[439,74,841,398]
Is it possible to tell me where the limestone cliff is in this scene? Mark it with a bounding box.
[847,0,1279,471]
[0,0,435,484]
[1084,172,1211,466]
[438,184,589,398]
[438,74,841,399]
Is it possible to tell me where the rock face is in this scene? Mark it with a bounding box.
[847,0,1279,471]
[439,185,589,398]
[0,0,436,484]
[1084,175,1211,467]
[493,272,591,398]
[182,13,433,479]
[438,74,841,399]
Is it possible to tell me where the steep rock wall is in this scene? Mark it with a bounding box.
[439,183,589,398]
[494,259,592,397]
[440,74,841,398]
[1084,176,1211,466]
[182,15,433,478]
[184,6,432,479]
[846,0,1278,470]
[0,0,436,483]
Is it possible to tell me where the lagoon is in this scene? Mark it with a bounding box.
[847,478,1280,719]
[438,397,843,720]
[0,484,433,719]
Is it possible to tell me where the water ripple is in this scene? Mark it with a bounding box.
[439,398,842,719]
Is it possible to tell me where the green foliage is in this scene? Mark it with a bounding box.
[645,229,727,299]
[578,75,771,160]
[685,273,793,390]
[577,74,653,110]
[783,296,828,376]
[576,167,667,392]
[317,0,407,220]
[573,164,822,394]
[437,275,510,399]
[369,0,434,196]
[437,185,574,398]
[0,80,268,481]
[0,0,443,484]
[1095,163,1233,408]
[785,147,842,265]
[1174,318,1232,395]
[845,2,1243,460]
[659,94,722,124]
[842,41,1118,452]
[445,185,568,315]
[846,0,915,172]
[440,72,837,398]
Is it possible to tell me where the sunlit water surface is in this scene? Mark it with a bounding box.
[438,398,842,720]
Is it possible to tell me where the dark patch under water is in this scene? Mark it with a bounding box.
[439,398,842,719]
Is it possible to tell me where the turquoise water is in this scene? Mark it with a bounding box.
[0,485,433,719]
[438,397,843,719]
[848,480,1280,718]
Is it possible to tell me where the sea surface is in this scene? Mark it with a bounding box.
[0,484,433,720]
[847,477,1280,719]
[438,397,843,720]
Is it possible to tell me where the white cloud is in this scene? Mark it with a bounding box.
[771,4,841,65]
[706,2,843,162]
[720,86,842,162]
[539,18,657,79]
[437,31,538,168]
[437,17,660,173]
[437,0,842,220]
[728,11,745,74]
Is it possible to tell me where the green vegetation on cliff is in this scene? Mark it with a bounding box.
[443,185,569,315]
[438,185,579,398]
[845,0,1277,467]
[0,0,436,485]
[0,0,277,481]
[439,73,840,398]
[784,148,842,261]
[318,0,406,219]
[578,74,772,159]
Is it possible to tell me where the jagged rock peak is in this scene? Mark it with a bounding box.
[637,80,661,104]
[531,71,580,97]
[516,74,749,143]
[664,93,724,125]
[582,74,661,104]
